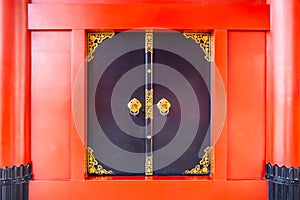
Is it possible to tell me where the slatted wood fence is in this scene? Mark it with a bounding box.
[265,163,300,200]
[0,164,32,200]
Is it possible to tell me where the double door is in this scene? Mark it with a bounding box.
[87,30,211,176]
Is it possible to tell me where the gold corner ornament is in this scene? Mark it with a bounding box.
[184,147,211,175]
[145,89,153,119]
[146,32,153,53]
[87,147,113,175]
[87,32,115,62]
[183,32,212,62]
[145,155,153,175]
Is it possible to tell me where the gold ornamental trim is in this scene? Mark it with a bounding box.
[184,147,211,175]
[156,98,171,116]
[145,155,153,175]
[183,32,212,62]
[145,89,153,119]
[87,147,113,175]
[145,32,153,53]
[127,98,142,116]
[87,32,115,62]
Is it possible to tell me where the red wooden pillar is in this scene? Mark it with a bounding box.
[267,0,300,168]
[0,0,31,167]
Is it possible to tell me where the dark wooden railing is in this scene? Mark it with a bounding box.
[265,163,300,200]
[0,164,32,200]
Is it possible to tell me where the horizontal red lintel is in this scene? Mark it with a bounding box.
[30,180,268,199]
[28,4,270,30]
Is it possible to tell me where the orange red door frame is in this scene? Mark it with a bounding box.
[27,3,270,199]
[0,1,278,199]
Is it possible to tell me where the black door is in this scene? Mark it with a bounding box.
[87,30,211,176]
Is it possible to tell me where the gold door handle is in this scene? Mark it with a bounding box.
[156,98,171,116]
[127,98,142,116]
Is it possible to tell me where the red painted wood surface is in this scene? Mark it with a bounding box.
[227,31,266,179]
[0,0,275,198]
[29,30,267,198]
[32,0,266,4]
[70,29,86,180]
[27,0,270,198]
[29,180,267,200]
[31,31,72,179]
[4,0,300,198]
[212,30,228,180]
[28,4,270,30]
[0,0,31,168]
[266,0,300,167]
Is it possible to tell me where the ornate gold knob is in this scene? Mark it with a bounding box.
[127,98,142,116]
[156,98,171,116]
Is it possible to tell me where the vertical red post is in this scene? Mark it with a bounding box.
[267,0,300,167]
[0,0,31,167]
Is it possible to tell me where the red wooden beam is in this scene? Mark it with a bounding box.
[0,0,31,167]
[30,180,268,199]
[28,4,270,30]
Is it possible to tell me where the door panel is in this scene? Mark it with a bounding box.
[227,31,266,179]
[87,31,211,176]
[152,32,211,175]
[87,32,145,175]
[31,31,71,179]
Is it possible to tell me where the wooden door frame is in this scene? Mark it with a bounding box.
[28,3,270,198]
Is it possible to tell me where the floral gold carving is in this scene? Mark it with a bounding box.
[185,147,211,175]
[87,32,115,62]
[88,147,113,175]
[183,32,212,62]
